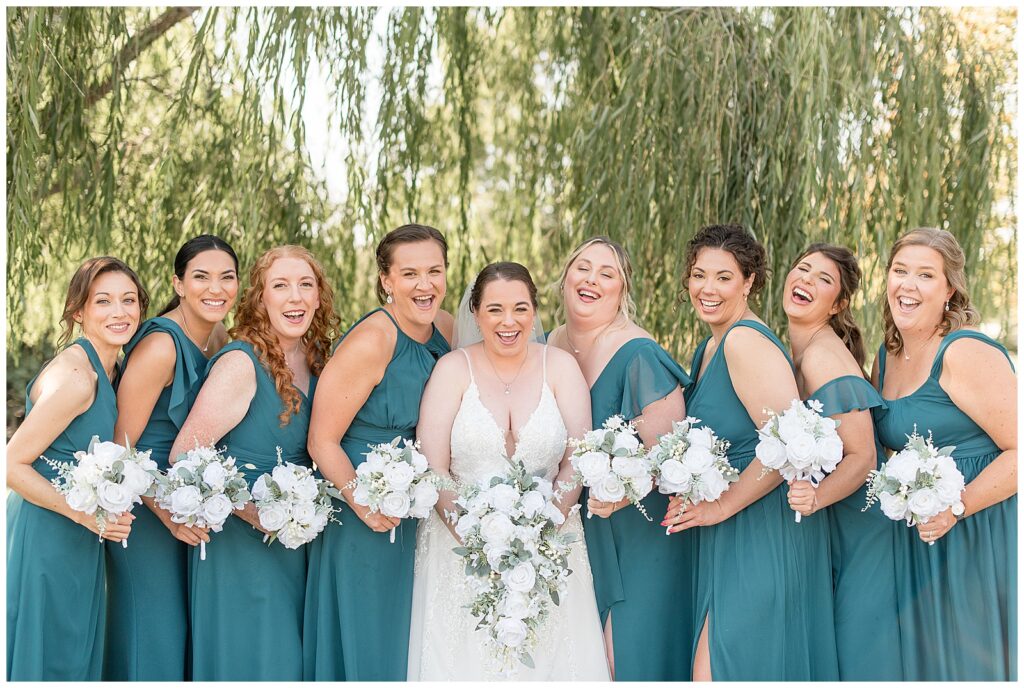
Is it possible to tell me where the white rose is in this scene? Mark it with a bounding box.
[686,425,716,450]
[454,512,480,538]
[271,464,299,494]
[681,446,716,474]
[819,436,844,470]
[878,491,909,521]
[755,436,787,469]
[486,484,520,515]
[96,481,134,514]
[479,512,517,545]
[74,455,103,485]
[498,591,532,620]
[784,433,817,470]
[908,489,942,521]
[533,478,554,499]
[776,412,805,443]
[494,617,529,648]
[352,483,371,506]
[657,459,691,494]
[519,490,547,519]
[168,485,203,516]
[380,491,411,518]
[411,480,439,511]
[201,493,234,526]
[612,430,641,455]
[201,462,228,490]
[611,456,649,482]
[543,501,566,525]
[121,462,153,497]
[934,477,963,505]
[291,500,316,525]
[501,561,537,593]
[592,474,626,503]
[574,451,611,485]
[66,485,98,514]
[291,474,319,501]
[251,476,272,502]
[883,451,922,485]
[485,542,510,570]
[259,502,289,532]
[91,441,127,469]
[697,468,730,502]
[383,461,415,491]
[410,450,428,473]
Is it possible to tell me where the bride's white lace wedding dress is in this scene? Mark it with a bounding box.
[407,347,610,681]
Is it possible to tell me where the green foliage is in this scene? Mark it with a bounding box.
[7,6,1017,367]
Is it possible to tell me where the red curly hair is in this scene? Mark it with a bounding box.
[230,245,340,426]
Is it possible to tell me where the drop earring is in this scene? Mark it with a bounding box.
[386,292,393,305]
[944,300,950,312]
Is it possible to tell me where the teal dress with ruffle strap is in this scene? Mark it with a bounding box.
[303,308,450,680]
[104,317,206,680]
[807,375,902,680]
[188,340,316,681]
[7,338,116,680]
[582,337,696,680]
[874,330,1016,680]
[684,320,839,680]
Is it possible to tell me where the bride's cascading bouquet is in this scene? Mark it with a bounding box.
[154,445,251,560]
[43,436,160,547]
[569,415,655,520]
[449,459,578,673]
[863,430,965,545]
[647,418,737,534]
[755,398,844,522]
[346,437,444,543]
[251,448,341,549]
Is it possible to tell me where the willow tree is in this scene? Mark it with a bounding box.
[7,6,1017,363]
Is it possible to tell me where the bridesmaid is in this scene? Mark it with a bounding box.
[169,245,338,680]
[105,235,238,680]
[782,243,903,680]
[872,228,1016,680]
[7,257,146,680]
[663,224,839,680]
[303,224,453,680]
[547,236,693,680]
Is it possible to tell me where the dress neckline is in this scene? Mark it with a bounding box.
[150,316,206,358]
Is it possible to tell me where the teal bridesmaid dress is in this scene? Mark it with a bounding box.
[874,330,1016,680]
[188,340,317,681]
[7,338,116,680]
[807,375,903,680]
[303,308,450,681]
[104,317,205,680]
[582,337,696,680]
[684,320,839,680]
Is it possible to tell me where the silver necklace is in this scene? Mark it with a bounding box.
[483,349,529,395]
[902,331,937,361]
[178,307,213,353]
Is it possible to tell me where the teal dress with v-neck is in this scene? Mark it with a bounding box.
[104,317,206,680]
[807,375,902,680]
[7,338,116,680]
[684,320,838,680]
[582,337,695,680]
[188,340,316,681]
[874,330,1016,681]
[303,308,450,681]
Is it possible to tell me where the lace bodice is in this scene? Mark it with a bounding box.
[450,346,568,483]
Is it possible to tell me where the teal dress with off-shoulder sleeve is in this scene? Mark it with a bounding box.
[188,340,316,681]
[103,317,206,680]
[302,308,450,681]
[7,338,116,680]
[807,375,903,680]
[582,337,696,680]
[684,320,839,680]
[874,331,1016,681]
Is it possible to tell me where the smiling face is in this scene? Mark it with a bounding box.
[562,242,625,326]
[783,251,843,325]
[76,271,142,347]
[380,240,447,328]
[687,247,754,328]
[174,249,238,325]
[261,256,320,344]
[475,277,535,358]
[886,244,955,336]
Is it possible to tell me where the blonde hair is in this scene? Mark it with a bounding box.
[555,236,638,325]
[882,227,979,355]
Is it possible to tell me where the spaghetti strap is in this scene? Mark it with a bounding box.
[377,307,400,330]
[541,344,548,385]
[461,348,476,385]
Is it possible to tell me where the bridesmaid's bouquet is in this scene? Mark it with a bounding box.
[755,398,844,522]
[251,448,342,549]
[648,418,737,534]
[864,430,965,544]
[569,414,655,520]
[155,445,251,560]
[450,459,578,673]
[43,436,159,547]
[346,437,443,543]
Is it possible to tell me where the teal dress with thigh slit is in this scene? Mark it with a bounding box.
[683,320,839,680]
[302,308,450,680]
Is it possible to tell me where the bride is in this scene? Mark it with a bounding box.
[407,262,610,681]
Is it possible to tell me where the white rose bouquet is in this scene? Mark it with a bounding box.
[450,459,578,673]
[755,398,844,522]
[251,448,342,549]
[346,436,444,543]
[155,445,251,560]
[569,414,654,520]
[43,435,159,548]
[863,430,965,545]
[648,418,737,534]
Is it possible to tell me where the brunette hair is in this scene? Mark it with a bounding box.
[159,235,239,315]
[230,246,341,426]
[792,243,867,370]
[375,224,448,304]
[882,227,979,355]
[470,262,538,311]
[58,257,150,349]
[555,236,637,323]
[681,224,769,300]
